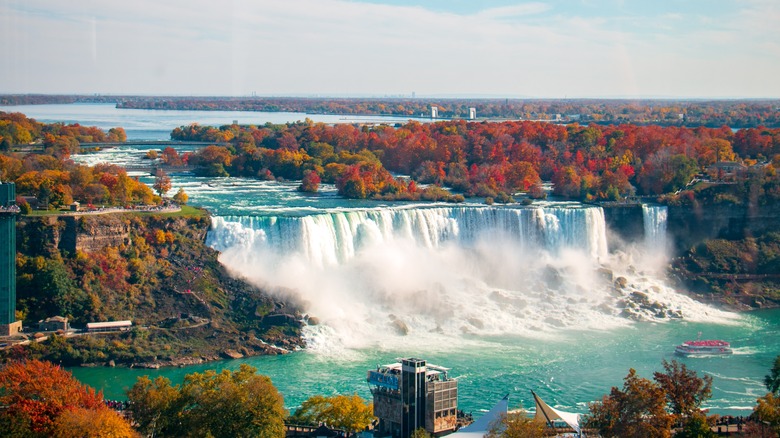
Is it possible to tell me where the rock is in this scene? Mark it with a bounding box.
[306,316,320,326]
[262,313,302,327]
[596,267,614,281]
[389,316,409,335]
[468,318,484,329]
[630,291,650,305]
[614,277,628,289]
[221,350,244,359]
[107,360,116,367]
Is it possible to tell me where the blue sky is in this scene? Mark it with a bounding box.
[1,0,778,98]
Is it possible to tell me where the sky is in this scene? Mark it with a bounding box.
[1,0,779,98]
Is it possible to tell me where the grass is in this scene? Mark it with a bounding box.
[21,204,207,218]
[142,205,208,218]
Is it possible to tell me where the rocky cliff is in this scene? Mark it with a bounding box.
[11,210,305,368]
[602,202,780,255]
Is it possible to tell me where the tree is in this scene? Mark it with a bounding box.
[52,407,137,438]
[153,168,172,198]
[127,364,286,438]
[652,359,712,422]
[172,187,188,205]
[298,169,321,193]
[126,376,183,437]
[753,392,780,437]
[290,394,374,433]
[765,355,780,394]
[673,412,714,438]
[487,411,546,438]
[0,360,131,437]
[586,368,673,438]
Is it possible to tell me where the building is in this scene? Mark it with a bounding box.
[368,358,458,438]
[0,182,22,337]
[468,108,476,120]
[86,320,133,332]
[38,316,70,332]
[431,106,438,119]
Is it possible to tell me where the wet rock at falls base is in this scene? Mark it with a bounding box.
[388,315,409,335]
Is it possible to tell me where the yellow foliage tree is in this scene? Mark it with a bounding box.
[290,394,374,433]
[53,407,137,438]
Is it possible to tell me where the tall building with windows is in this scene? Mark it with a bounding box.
[368,358,459,438]
[0,182,21,336]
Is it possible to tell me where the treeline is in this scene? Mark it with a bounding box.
[170,122,466,202]
[113,96,780,128]
[1,112,144,209]
[0,359,374,438]
[3,95,779,127]
[169,119,780,203]
[1,111,126,157]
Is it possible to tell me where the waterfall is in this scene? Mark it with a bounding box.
[206,203,733,349]
[642,204,668,254]
[207,205,609,267]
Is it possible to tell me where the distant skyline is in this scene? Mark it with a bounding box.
[2,0,779,99]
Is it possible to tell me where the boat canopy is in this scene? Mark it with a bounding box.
[532,391,581,434]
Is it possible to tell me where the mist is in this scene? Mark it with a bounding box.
[209,204,738,352]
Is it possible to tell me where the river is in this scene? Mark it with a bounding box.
[5,103,779,416]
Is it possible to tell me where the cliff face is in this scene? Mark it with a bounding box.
[65,215,131,253]
[602,202,780,255]
[12,211,304,367]
[601,203,645,250]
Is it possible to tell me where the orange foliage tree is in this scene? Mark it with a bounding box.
[0,360,133,437]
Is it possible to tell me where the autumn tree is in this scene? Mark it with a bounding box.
[153,168,172,198]
[586,368,673,438]
[298,169,321,193]
[52,407,137,438]
[652,359,712,424]
[290,394,374,433]
[172,187,188,205]
[0,360,132,437]
[753,392,780,437]
[486,411,546,438]
[127,364,286,438]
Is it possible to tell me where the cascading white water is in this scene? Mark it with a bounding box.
[642,204,668,255]
[208,203,736,352]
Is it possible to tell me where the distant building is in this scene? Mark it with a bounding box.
[368,358,458,438]
[707,161,747,180]
[38,316,69,332]
[0,182,22,336]
[469,108,476,120]
[69,201,81,212]
[86,320,133,332]
[431,106,438,119]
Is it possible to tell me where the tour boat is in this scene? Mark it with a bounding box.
[675,339,733,356]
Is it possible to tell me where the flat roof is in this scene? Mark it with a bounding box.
[378,361,451,377]
[86,320,132,329]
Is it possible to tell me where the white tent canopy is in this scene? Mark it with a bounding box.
[532,391,581,434]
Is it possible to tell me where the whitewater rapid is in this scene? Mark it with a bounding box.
[207,204,739,353]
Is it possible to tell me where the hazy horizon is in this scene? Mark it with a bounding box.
[3,0,779,99]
